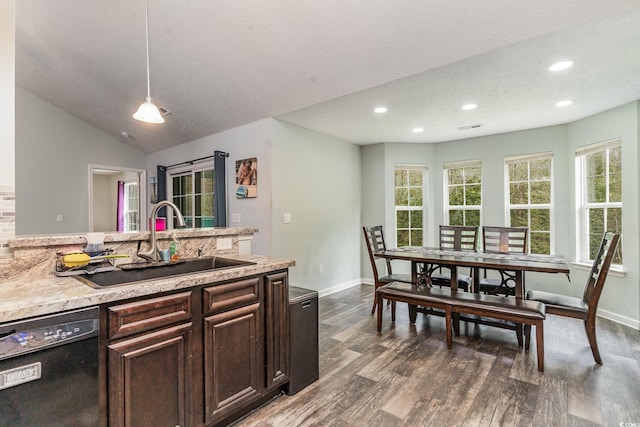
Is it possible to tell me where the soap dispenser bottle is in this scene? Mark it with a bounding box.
[169,237,181,262]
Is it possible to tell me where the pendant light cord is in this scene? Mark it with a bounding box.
[144,0,151,99]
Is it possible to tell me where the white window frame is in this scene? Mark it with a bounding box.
[443,159,482,226]
[575,138,623,266]
[123,180,139,232]
[167,160,215,230]
[504,152,554,254]
[394,164,427,247]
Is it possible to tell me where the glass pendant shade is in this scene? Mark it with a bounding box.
[133,97,165,123]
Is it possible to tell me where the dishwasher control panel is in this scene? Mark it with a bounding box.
[0,307,100,361]
[0,319,98,359]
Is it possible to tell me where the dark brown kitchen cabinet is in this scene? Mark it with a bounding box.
[203,301,262,424]
[106,292,193,427]
[265,271,289,390]
[201,273,290,425]
[102,270,290,427]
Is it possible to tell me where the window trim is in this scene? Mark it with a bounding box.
[504,152,555,254]
[443,159,482,226]
[394,164,427,247]
[123,180,139,232]
[167,160,215,230]
[575,138,623,265]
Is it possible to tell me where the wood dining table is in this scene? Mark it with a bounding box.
[376,247,571,299]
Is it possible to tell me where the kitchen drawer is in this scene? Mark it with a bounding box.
[203,277,260,314]
[108,291,192,340]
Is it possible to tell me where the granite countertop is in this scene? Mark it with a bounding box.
[0,254,295,323]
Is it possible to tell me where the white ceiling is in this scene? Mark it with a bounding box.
[15,0,640,154]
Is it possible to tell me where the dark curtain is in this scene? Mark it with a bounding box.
[116,181,125,232]
[157,165,167,219]
[214,151,229,227]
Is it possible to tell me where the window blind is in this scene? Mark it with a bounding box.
[443,159,482,169]
[575,138,621,157]
[505,152,553,164]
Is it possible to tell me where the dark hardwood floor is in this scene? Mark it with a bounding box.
[235,285,640,427]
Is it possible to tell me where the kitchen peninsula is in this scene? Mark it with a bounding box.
[0,227,296,427]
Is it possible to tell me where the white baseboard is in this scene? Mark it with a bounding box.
[316,279,363,298]
[598,308,640,330]
[361,278,374,286]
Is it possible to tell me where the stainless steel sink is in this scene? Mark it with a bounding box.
[74,256,256,288]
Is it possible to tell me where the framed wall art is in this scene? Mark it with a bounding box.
[235,157,257,198]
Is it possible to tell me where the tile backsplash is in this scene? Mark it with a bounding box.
[0,185,15,259]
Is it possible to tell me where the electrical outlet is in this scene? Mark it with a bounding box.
[231,213,241,223]
[217,237,232,250]
[56,214,64,222]
[283,213,291,224]
[318,264,324,274]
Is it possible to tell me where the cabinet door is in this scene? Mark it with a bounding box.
[203,303,262,425]
[265,271,289,390]
[108,323,193,427]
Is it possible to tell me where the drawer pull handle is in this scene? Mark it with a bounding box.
[301,301,312,309]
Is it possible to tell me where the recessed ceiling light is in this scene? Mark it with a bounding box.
[462,104,477,110]
[548,60,574,71]
[374,107,388,114]
[412,127,424,133]
[555,100,573,107]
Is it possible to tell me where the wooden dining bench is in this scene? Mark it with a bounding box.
[375,282,547,371]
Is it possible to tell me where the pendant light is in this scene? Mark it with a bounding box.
[133,0,164,124]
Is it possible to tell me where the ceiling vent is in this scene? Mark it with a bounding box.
[458,124,482,130]
[158,107,172,116]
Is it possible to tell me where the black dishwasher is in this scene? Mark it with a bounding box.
[0,307,100,427]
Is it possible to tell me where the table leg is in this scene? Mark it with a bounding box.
[515,270,524,346]
[449,266,458,291]
[411,261,418,284]
[472,267,480,293]
[515,271,523,299]
[450,265,460,335]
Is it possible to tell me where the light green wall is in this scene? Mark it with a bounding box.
[361,103,639,328]
[146,118,273,256]
[271,120,361,295]
[360,143,386,281]
[361,143,437,278]
[8,49,638,325]
[15,88,147,234]
[567,102,639,327]
[433,125,571,255]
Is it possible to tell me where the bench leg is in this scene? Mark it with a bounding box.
[536,320,544,372]
[409,304,417,323]
[445,306,453,350]
[515,322,523,347]
[376,292,384,332]
[453,312,460,336]
[524,324,531,351]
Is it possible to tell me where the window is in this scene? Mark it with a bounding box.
[123,181,139,232]
[444,160,481,226]
[168,162,215,229]
[395,165,426,247]
[576,139,622,264]
[505,153,553,254]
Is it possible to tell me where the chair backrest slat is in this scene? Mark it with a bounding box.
[482,226,528,254]
[439,225,478,251]
[363,225,392,281]
[583,232,620,307]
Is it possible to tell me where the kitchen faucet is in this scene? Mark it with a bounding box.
[138,200,187,262]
